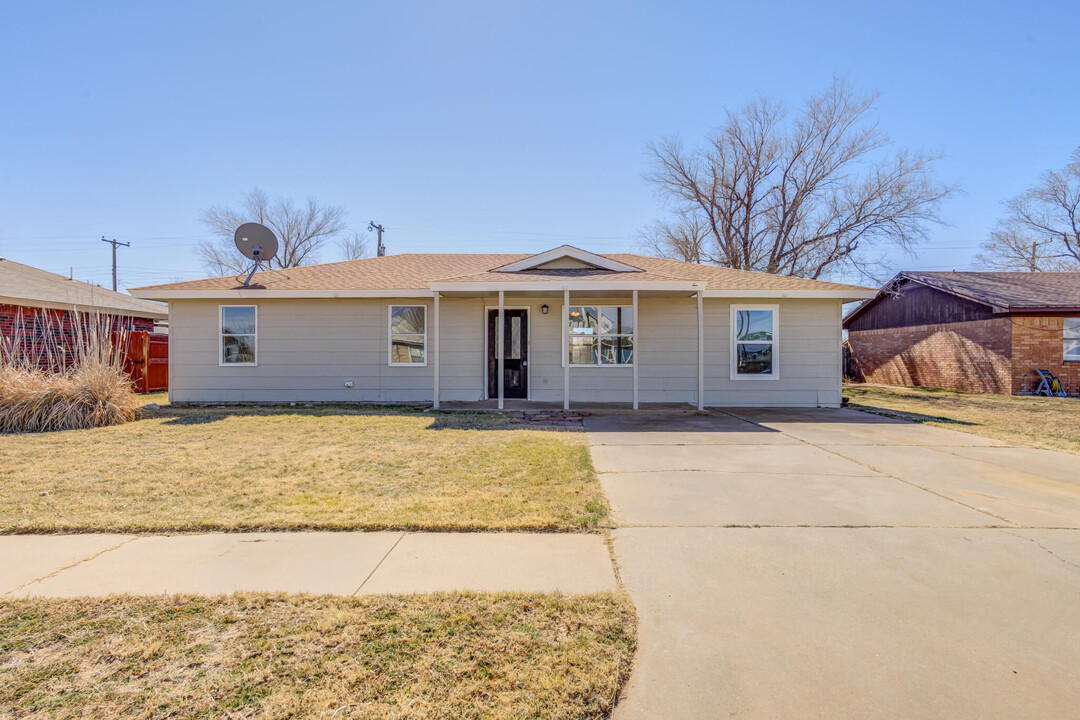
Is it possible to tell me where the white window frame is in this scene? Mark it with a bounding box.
[1064,317,1080,363]
[730,303,779,380]
[562,305,635,367]
[388,304,428,367]
[219,304,258,367]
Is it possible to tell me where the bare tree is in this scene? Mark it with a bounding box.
[338,231,370,261]
[637,211,713,264]
[643,80,957,280]
[975,148,1080,271]
[198,188,348,275]
[973,227,1078,271]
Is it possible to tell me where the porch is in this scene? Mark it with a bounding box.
[428,284,707,411]
[438,399,702,414]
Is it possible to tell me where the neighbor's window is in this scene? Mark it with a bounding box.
[731,305,777,379]
[1065,318,1080,362]
[220,305,257,365]
[567,306,634,365]
[389,305,426,365]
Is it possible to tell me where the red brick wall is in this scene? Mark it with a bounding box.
[847,318,1013,393]
[0,304,155,366]
[1010,315,1080,395]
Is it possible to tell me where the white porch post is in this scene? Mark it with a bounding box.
[632,289,639,410]
[497,291,505,410]
[696,289,704,411]
[432,292,440,409]
[563,288,570,410]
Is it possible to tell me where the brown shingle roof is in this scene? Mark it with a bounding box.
[0,258,168,319]
[131,252,873,295]
[897,271,1080,311]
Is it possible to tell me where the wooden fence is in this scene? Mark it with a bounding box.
[116,331,169,393]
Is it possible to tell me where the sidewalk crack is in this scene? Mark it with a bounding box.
[3,536,138,597]
[352,533,406,596]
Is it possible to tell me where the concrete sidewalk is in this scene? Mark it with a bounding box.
[1,532,617,598]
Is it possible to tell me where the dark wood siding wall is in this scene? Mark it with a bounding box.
[845,283,995,331]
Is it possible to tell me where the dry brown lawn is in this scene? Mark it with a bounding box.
[0,405,607,533]
[845,383,1080,455]
[0,592,636,719]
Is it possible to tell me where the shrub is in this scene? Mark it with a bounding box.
[0,309,141,432]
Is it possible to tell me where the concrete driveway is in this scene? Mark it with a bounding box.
[588,408,1080,719]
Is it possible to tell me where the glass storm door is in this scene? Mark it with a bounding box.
[487,309,528,399]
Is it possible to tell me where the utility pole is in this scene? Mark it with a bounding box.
[368,221,386,257]
[101,236,130,291]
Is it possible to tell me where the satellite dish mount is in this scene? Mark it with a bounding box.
[233,223,280,287]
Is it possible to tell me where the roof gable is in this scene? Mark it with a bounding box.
[843,270,1080,328]
[491,245,643,273]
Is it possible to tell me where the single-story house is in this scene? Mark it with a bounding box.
[0,257,168,363]
[844,271,1080,395]
[130,245,874,408]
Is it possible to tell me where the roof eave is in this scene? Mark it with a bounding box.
[130,288,435,300]
[429,280,703,292]
[704,288,875,300]
[133,283,874,300]
[0,295,167,320]
[1006,305,1080,314]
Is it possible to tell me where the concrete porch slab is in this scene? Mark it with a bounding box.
[584,414,801,446]
[439,400,698,414]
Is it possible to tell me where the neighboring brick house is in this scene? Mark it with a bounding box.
[844,271,1080,395]
[0,257,167,365]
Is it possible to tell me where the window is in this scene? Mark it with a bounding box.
[1065,318,1080,362]
[567,306,634,365]
[731,305,777,379]
[389,305,426,365]
[220,305,257,365]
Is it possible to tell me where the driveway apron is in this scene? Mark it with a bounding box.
[588,409,1080,719]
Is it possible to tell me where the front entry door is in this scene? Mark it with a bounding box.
[487,309,528,399]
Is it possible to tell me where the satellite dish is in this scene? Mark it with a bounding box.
[234,222,279,262]
[233,223,279,287]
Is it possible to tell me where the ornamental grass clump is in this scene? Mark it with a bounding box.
[0,309,141,432]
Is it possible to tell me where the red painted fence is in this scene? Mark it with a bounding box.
[116,331,169,393]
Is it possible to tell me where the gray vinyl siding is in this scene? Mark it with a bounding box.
[166,296,843,407]
[703,298,843,407]
[169,298,481,404]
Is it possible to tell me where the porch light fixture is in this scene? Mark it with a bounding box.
[569,309,580,318]
[541,304,549,314]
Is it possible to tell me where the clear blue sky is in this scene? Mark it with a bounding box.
[0,0,1075,290]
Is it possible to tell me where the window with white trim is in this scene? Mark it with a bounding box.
[220,305,257,365]
[567,306,634,365]
[1065,318,1080,362]
[731,305,777,378]
[389,305,426,365]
